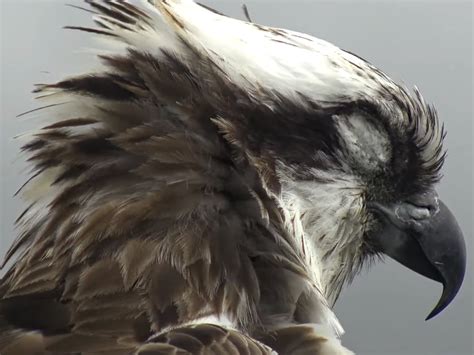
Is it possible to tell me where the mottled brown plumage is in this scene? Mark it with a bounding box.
[3,0,461,353]
[0,1,349,354]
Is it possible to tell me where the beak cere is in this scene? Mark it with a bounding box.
[369,194,466,320]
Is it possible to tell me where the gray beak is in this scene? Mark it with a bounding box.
[369,191,466,320]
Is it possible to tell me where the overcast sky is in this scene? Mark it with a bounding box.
[1,1,472,355]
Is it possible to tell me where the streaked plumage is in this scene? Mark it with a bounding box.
[0,1,465,354]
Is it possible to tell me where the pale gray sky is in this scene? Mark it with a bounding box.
[1,1,472,355]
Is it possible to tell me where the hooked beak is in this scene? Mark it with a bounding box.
[369,191,466,320]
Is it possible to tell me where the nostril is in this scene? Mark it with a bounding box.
[405,190,440,215]
[404,199,439,217]
[408,206,431,220]
[396,202,433,223]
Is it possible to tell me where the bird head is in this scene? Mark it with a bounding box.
[152,1,466,322]
[180,5,468,318]
[236,59,467,320]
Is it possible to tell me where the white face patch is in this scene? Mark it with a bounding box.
[276,169,367,306]
[335,113,391,173]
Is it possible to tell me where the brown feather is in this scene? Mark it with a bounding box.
[0,1,325,353]
[138,324,272,355]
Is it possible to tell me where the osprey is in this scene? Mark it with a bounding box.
[0,1,466,354]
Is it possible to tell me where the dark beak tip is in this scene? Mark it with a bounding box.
[423,200,467,320]
[425,298,453,321]
[371,197,467,320]
[425,274,466,321]
[425,302,444,321]
[425,312,436,321]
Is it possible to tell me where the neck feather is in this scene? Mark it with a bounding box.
[277,171,367,306]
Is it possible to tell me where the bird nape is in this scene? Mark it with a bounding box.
[0,1,466,354]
